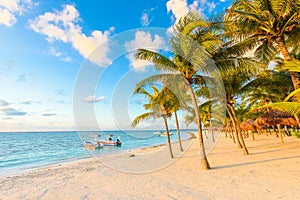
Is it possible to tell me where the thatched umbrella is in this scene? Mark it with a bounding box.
[284,117,298,127]
[255,110,296,126]
[240,119,256,140]
[254,110,297,143]
[240,119,256,131]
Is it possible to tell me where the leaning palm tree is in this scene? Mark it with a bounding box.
[134,13,236,170]
[165,88,184,152]
[200,101,216,142]
[134,50,213,169]
[179,11,274,156]
[222,68,252,155]
[131,86,174,158]
[185,100,218,142]
[225,0,300,90]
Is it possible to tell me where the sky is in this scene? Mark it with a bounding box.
[0,0,231,132]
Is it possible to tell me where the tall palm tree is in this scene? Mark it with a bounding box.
[166,88,184,152]
[222,68,253,155]
[135,40,220,170]
[225,0,300,90]
[134,12,242,169]
[177,12,269,155]
[131,86,174,158]
[134,52,212,169]
[185,100,223,143]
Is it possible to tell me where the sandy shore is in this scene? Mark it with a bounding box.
[1,132,300,200]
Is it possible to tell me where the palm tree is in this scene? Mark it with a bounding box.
[134,43,216,169]
[178,11,274,156]
[166,89,184,152]
[222,69,252,155]
[131,86,174,158]
[185,100,223,143]
[225,0,300,91]
[201,102,216,142]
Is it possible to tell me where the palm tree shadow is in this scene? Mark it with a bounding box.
[212,155,300,170]
[251,147,300,155]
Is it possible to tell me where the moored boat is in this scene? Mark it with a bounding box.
[154,131,174,137]
[96,138,122,146]
[84,141,103,150]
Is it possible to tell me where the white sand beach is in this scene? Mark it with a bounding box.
[1,133,300,200]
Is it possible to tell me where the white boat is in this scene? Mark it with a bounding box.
[95,139,122,146]
[154,131,174,137]
[84,141,103,150]
[85,133,122,147]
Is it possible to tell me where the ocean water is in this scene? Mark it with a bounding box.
[0,130,193,176]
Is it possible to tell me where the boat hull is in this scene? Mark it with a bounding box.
[84,141,103,149]
[96,140,121,146]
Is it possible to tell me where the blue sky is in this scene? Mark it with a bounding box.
[0,0,231,131]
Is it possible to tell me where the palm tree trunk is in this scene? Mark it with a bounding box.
[209,114,215,142]
[229,124,236,143]
[174,111,183,151]
[163,115,174,158]
[187,84,210,170]
[226,106,241,148]
[228,104,249,155]
[277,38,300,93]
[277,124,284,143]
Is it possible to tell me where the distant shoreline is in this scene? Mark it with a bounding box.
[0,129,197,133]
[0,130,196,178]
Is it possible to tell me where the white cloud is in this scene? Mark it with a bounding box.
[0,100,9,106]
[200,0,216,13]
[124,31,166,71]
[84,95,105,103]
[0,107,27,116]
[49,47,62,57]
[61,56,73,63]
[0,0,32,26]
[166,0,189,23]
[20,100,41,105]
[0,99,27,116]
[140,8,155,27]
[166,0,217,24]
[17,73,27,82]
[141,13,150,27]
[28,5,114,67]
[42,113,56,117]
[48,47,74,63]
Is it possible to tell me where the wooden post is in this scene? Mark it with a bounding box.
[277,124,284,143]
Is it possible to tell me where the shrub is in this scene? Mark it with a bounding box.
[291,130,300,138]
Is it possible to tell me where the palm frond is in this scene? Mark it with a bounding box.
[275,59,300,72]
[134,49,178,72]
[256,102,300,115]
[284,88,300,102]
[254,42,279,64]
[131,112,156,128]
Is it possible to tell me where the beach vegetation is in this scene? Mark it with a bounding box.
[131,85,177,158]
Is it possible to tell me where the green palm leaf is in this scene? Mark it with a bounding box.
[284,88,300,102]
[257,102,300,115]
[131,112,156,128]
[275,60,300,72]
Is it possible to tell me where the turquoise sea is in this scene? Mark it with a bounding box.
[0,130,193,176]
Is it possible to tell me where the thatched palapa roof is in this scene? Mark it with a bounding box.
[254,110,298,127]
[240,119,256,131]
